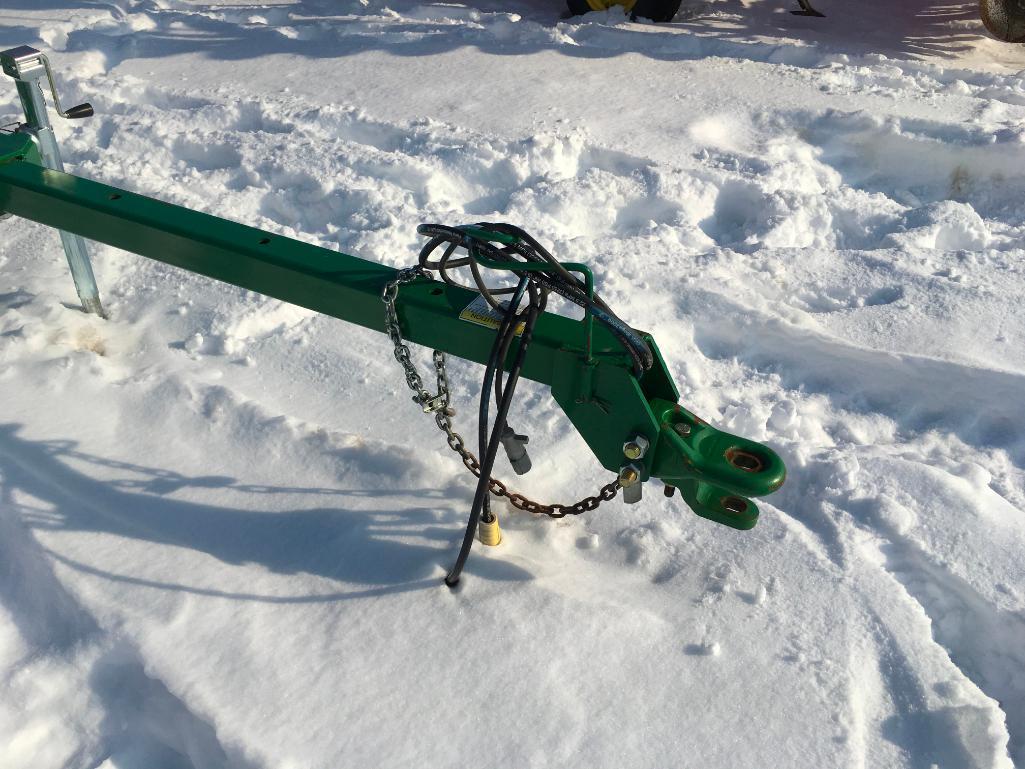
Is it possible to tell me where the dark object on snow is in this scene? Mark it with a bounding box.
[981,0,1025,42]
[791,0,825,17]
[630,0,683,23]
[567,0,1025,44]
[564,0,682,23]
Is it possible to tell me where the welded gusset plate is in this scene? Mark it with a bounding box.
[0,131,39,169]
[0,133,40,222]
[648,398,786,529]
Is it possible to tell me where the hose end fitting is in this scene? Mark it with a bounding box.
[478,514,503,547]
[500,425,532,475]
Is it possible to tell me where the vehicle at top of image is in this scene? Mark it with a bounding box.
[567,0,1025,42]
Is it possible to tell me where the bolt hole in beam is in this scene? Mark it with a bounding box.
[430,287,444,296]
[108,193,121,200]
[726,448,764,473]
[259,238,271,245]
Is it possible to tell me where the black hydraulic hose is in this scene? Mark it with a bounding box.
[445,292,543,588]
[476,279,530,526]
[416,222,653,373]
[418,220,655,585]
[493,312,517,408]
[494,288,547,407]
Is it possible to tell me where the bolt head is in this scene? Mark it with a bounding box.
[622,434,649,460]
[618,465,641,487]
[673,422,692,437]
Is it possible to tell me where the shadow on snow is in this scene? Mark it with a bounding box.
[0,421,532,612]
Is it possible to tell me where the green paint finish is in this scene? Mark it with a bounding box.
[649,398,787,529]
[0,146,786,527]
[458,224,519,246]
[0,130,40,166]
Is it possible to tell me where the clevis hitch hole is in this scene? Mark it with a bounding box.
[722,496,748,514]
[726,448,764,473]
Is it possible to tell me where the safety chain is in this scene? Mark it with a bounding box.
[381,270,620,518]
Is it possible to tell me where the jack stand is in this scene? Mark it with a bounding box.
[1,46,104,317]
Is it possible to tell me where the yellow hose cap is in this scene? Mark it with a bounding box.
[477,514,502,547]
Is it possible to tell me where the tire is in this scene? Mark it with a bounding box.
[564,0,682,22]
[565,0,593,16]
[630,0,682,22]
[981,0,1025,42]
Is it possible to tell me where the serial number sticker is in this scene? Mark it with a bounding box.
[459,294,524,336]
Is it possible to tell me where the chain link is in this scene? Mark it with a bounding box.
[382,270,620,518]
[382,267,450,414]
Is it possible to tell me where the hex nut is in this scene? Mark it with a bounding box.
[618,464,641,487]
[622,434,650,460]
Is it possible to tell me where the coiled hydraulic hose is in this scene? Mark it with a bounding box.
[417,223,653,375]
[426,223,648,585]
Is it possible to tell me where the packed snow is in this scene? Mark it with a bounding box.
[2,1,1025,767]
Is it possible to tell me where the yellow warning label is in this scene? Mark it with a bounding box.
[459,294,525,336]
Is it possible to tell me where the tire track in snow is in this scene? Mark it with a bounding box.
[681,298,1025,760]
[860,607,1010,769]
[758,437,1025,766]
[685,288,1025,461]
[876,542,1025,765]
[761,458,1019,768]
[840,459,1025,766]
[804,110,1025,226]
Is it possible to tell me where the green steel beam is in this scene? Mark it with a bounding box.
[0,131,785,526]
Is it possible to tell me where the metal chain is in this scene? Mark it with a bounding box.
[381,270,620,518]
[382,267,450,414]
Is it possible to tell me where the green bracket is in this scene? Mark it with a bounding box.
[0,129,786,528]
[462,232,596,365]
[0,130,40,168]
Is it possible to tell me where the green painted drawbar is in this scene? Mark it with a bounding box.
[0,128,785,528]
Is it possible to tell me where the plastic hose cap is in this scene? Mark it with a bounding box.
[477,514,502,547]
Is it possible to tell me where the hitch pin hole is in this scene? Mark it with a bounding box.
[722,496,748,515]
[726,448,764,473]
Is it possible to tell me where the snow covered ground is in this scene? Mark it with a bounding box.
[2,1,1025,767]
